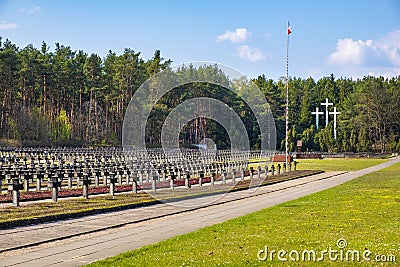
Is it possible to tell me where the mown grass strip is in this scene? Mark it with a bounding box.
[296,158,388,172]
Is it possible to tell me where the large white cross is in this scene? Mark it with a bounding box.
[321,98,333,127]
[311,107,324,129]
[329,106,341,140]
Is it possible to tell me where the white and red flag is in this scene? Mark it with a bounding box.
[288,21,292,35]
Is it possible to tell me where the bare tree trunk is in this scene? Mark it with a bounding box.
[95,93,98,136]
[43,75,47,114]
[79,85,82,140]
[22,78,26,115]
[70,100,74,139]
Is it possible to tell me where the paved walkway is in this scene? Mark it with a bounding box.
[1,157,398,266]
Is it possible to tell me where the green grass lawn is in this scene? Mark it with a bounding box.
[87,160,400,266]
[296,158,388,172]
[248,158,388,172]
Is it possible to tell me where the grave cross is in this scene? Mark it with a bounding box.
[321,98,333,127]
[329,107,341,140]
[311,107,324,129]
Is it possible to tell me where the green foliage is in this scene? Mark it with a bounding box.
[0,38,169,146]
[301,125,317,151]
[6,117,20,140]
[258,74,399,152]
[0,37,399,150]
[349,129,358,152]
[19,107,51,141]
[288,125,297,152]
[53,109,71,141]
[357,128,370,152]
[314,122,336,152]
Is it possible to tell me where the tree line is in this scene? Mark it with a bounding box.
[254,74,400,153]
[0,37,399,152]
[0,37,170,146]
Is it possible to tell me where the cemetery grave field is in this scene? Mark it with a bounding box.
[0,168,319,228]
[0,146,316,228]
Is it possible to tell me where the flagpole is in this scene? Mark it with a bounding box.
[285,21,290,169]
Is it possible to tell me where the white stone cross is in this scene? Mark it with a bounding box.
[321,98,333,127]
[311,107,324,129]
[329,107,341,140]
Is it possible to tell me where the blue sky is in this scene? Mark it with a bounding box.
[0,0,399,80]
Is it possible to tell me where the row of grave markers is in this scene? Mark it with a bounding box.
[311,98,340,140]
[0,147,297,206]
[4,160,296,206]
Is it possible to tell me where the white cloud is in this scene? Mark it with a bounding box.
[328,29,400,67]
[375,29,400,66]
[236,45,267,62]
[216,28,250,43]
[328,38,372,65]
[0,21,18,30]
[19,5,41,14]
